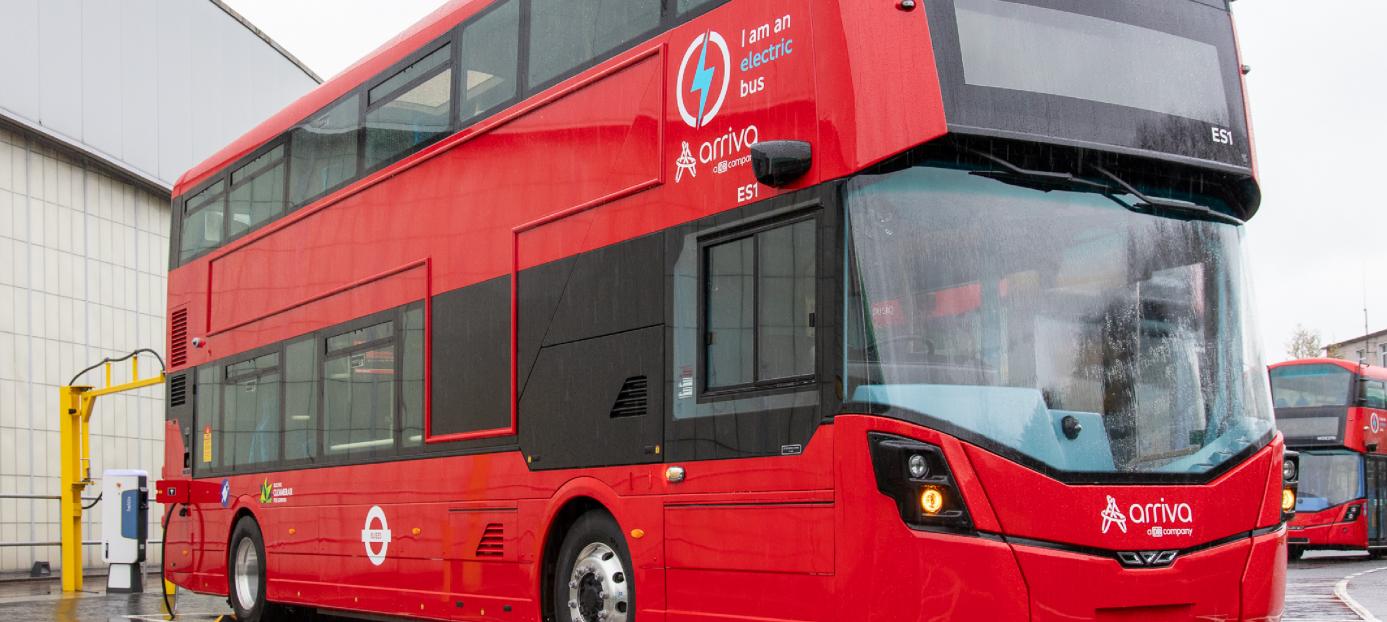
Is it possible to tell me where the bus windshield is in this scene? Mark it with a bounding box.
[843,163,1273,477]
[1296,451,1364,512]
[1270,364,1353,408]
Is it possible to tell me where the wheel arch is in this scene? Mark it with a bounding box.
[538,480,628,621]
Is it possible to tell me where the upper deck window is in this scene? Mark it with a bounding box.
[365,43,454,169]
[289,95,361,206]
[527,0,661,89]
[180,180,225,262]
[227,145,286,239]
[677,0,722,16]
[1270,364,1353,408]
[460,0,520,122]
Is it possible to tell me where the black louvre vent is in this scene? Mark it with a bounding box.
[169,308,189,368]
[167,373,188,407]
[609,376,648,418]
[475,523,504,557]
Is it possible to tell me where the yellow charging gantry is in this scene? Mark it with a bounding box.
[58,349,165,592]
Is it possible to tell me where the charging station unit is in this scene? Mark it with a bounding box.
[101,469,148,593]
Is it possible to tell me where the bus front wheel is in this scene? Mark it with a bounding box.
[1288,546,1304,561]
[228,517,293,622]
[552,510,635,622]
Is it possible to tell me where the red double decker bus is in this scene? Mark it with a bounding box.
[156,1,1289,620]
[1272,359,1387,559]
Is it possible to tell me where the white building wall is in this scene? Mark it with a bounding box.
[0,124,170,574]
[0,0,320,188]
[0,0,315,576]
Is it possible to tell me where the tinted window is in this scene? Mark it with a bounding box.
[757,220,816,380]
[223,354,281,469]
[1270,364,1353,408]
[704,220,817,391]
[706,236,754,388]
[1363,380,1387,410]
[325,324,396,456]
[1297,451,1364,512]
[228,145,286,238]
[180,181,225,262]
[284,337,318,461]
[527,0,661,88]
[460,0,520,121]
[328,322,393,352]
[402,307,425,447]
[195,365,222,470]
[954,0,1229,125]
[289,96,361,206]
[365,44,453,168]
[678,0,723,15]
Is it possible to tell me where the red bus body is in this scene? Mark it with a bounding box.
[1272,359,1387,557]
[159,1,1287,620]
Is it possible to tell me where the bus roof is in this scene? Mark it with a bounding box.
[1270,358,1387,381]
[173,0,478,196]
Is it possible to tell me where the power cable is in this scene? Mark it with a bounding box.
[68,348,167,387]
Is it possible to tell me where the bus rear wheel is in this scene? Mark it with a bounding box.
[1288,546,1304,561]
[552,510,634,622]
[228,517,293,622]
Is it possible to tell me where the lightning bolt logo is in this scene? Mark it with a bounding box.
[690,32,716,128]
[676,31,730,129]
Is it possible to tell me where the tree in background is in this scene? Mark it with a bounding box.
[1286,324,1323,360]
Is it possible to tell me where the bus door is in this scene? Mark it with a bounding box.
[1368,457,1387,544]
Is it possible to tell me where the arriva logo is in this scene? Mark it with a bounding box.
[1101,496,1195,537]
[677,30,731,129]
[1100,495,1127,534]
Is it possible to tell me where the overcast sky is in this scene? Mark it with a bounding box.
[225,0,1387,363]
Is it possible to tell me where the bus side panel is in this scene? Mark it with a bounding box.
[811,0,948,174]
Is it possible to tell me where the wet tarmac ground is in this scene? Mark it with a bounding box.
[2,554,1385,621]
[0,575,232,622]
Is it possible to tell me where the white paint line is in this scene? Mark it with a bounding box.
[1333,565,1387,621]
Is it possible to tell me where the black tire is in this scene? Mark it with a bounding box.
[227,517,294,622]
[1368,549,1386,560]
[1288,546,1304,561]
[552,510,635,622]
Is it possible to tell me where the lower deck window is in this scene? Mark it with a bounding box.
[703,218,817,392]
[223,353,281,468]
[325,323,397,456]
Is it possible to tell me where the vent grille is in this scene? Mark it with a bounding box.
[475,523,504,558]
[167,374,188,407]
[609,376,648,418]
[169,308,189,368]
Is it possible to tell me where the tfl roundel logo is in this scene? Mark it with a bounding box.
[677,30,731,129]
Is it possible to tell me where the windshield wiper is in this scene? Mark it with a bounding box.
[967,149,1112,193]
[1090,164,1244,226]
[965,149,1246,226]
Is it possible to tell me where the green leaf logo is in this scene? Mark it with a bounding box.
[259,479,272,504]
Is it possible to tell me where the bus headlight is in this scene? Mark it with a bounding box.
[869,433,972,531]
[1282,450,1300,523]
[1344,503,1363,522]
